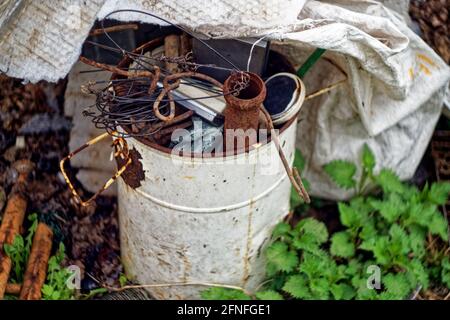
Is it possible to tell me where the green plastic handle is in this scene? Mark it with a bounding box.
[296,48,326,79]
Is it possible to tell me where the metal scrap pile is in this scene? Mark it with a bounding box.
[65,13,314,207]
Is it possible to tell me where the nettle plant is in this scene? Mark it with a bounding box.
[4,214,75,300]
[202,144,450,300]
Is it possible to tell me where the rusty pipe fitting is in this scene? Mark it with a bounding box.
[223,72,266,132]
[223,72,266,151]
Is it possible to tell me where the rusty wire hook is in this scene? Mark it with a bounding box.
[59,131,132,207]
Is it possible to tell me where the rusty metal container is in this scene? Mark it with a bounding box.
[118,117,298,299]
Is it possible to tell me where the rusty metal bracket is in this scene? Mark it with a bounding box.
[59,132,132,207]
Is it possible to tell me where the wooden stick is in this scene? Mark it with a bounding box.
[19,223,53,300]
[180,33,192,56]
[89,24,139,37]
[5,283,21,295]
[164,35,180,74]
[0,194,27,299]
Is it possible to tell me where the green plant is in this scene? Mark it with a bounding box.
[4,213,38,282]
[42,243,75,300]
[3,214,76,300]
[202,144,450,300]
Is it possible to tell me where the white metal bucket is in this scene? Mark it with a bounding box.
[118,119,297,299]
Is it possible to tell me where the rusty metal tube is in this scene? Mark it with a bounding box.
[223,72,266,151]
[223,72,266,133]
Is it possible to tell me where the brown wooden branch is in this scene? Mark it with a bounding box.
[19,223,53,300]
[89,24,139,37]
[0,194,27,299]
[164,35,180,74]
[5,283,21,295]
[180,33,192,56]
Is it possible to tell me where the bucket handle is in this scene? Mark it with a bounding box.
[59,132,132,207]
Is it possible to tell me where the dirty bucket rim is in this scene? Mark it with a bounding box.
[121,114,297,158]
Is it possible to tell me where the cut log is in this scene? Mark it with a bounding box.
[0,194,27,299]
[5,283,21,295]
[19,223,53,300]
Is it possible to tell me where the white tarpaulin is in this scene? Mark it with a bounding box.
[0,0,449,199]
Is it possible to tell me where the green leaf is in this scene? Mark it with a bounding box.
[119,273,128,287]
[441,257,450,288]
[406,259,429,289]
[359,218,378,240]
[330,283,356,300]
[369,193,405,223]
[408,226,426,259]
[299,252,336,279]
[292,234,321,253]
[367,236,391,266]
[407,203,437,228]
[309,278,330,300]
[344,259,363,278]
[353,275,379,300]
[294,218,329,244]
[282,275,310,299]
[428,211,449,241]
[4,235,25,282]
[427,182,450,205]
[330,231,355,258]
[24,213,38,263]
[41,285,53,297]
[388,224,410,256]
[324,160,357,190]
[272,222,291,239]
[361,144,376,174]
[266,242,299,273]
[201,287,251,300]
[291,218,329,253]
[255,290,284,300]
[338,203,360,228]
[374,169,404,194]
[382,273,411,300]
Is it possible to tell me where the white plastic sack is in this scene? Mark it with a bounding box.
[286,0,450,199]
[97,0,308,35]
